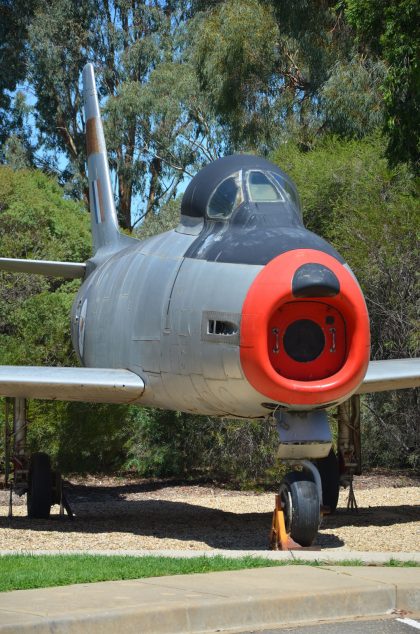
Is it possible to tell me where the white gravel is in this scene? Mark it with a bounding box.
[0,475,419,553]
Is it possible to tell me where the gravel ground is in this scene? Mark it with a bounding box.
[0,473,419,553]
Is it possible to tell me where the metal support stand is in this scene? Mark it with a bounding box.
[337,394,361,511]
[8,483,13,519]
[4,398,11,487]
[12,397,29,496]
[3,398,29,517]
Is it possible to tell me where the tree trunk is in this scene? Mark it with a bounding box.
[146,157,162,218]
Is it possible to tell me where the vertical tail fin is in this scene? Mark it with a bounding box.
[82,63,122,254]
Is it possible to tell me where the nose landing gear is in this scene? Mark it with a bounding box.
[278,471,321,546]
[271,409,335,550]
[270,461,324,550]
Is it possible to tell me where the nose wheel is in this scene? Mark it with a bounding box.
[271,467,322,550]
[278,472,321,547]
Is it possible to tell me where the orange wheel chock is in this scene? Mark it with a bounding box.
[269,494,302,550]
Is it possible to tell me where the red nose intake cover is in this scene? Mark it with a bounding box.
[240,250,370,407]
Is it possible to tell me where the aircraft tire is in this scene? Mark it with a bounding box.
[279,472,320,547]
[27,452,52,519]
[315,448,340,513]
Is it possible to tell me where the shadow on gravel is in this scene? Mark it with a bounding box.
[1,479,418,550]
[0,488,345,550]
[321,505,420,530]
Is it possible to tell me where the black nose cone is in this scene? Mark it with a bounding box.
[292,263,340,298]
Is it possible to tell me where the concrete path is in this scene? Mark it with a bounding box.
[0,565,419,634]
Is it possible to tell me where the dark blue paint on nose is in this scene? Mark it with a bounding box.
[292,263,340,298]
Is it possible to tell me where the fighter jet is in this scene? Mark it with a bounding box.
[1,65,419,546]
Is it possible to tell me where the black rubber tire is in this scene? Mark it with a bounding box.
[315,448,340,513]
[279,472,320,547]
[27,452,52,519]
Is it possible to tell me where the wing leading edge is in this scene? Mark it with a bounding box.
[356,358,420,394]
[0,358,417,406]
[0,258,86,279]
[0,366,144,404]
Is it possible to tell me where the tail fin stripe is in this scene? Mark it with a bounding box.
[91,179,102,224]
[86,117,105,158]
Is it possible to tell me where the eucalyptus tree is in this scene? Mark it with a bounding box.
[0,0,37,159]
[190,0,387,152]
[26,0,220,229]
[346,0,420,169]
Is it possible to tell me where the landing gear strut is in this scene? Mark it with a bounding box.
[3,397,73,519]
[337,395,362,510]
[271,409,334,549]
[271,398,362,549]
[315,448,340,513]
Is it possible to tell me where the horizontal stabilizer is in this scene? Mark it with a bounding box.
[357,358,420,394]
[0,258,86,279]
[0,366,144,404]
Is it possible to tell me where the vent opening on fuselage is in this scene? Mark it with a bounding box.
[208,320,238,336]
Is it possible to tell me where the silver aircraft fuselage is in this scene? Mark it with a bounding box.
[71,225,265,417]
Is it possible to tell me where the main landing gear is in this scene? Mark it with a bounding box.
[3,398,73,519]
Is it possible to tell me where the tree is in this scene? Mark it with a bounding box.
[25,0,221,229]
[191,0,366,152]
[346,0,420,169]
[0,0,37,157]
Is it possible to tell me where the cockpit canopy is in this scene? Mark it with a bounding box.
[181,154,302,222]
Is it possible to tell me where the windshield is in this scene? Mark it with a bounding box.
[207,172,243,219]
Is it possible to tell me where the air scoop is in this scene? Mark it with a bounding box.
[240,249,370,408]
[292,263,340,298]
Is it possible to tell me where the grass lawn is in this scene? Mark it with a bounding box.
[0,554,417,593]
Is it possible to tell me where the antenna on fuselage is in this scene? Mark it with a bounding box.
[82,63,122,255]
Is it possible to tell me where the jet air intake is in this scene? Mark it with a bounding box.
[240,250,370,407]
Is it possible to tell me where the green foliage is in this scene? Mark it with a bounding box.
[0,166,91,262]
[346,0,420,169]
[0,167,91,368]
[23,0,218,228]
[124,408,284,487]
[137,198,181,239]
[0,0,37,149]
[0,167,138,473]
[193,0,279,149]
[321,56,386,139]
[2,0,417,225]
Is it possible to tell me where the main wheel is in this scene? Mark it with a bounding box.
[315,448,340,513]
[27,452,52,519]
[279,472,320,546]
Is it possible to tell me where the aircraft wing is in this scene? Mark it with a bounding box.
[0,366,144,404]
[0,359,417,406]
[357,358,420,394]
[0,257,86,279]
